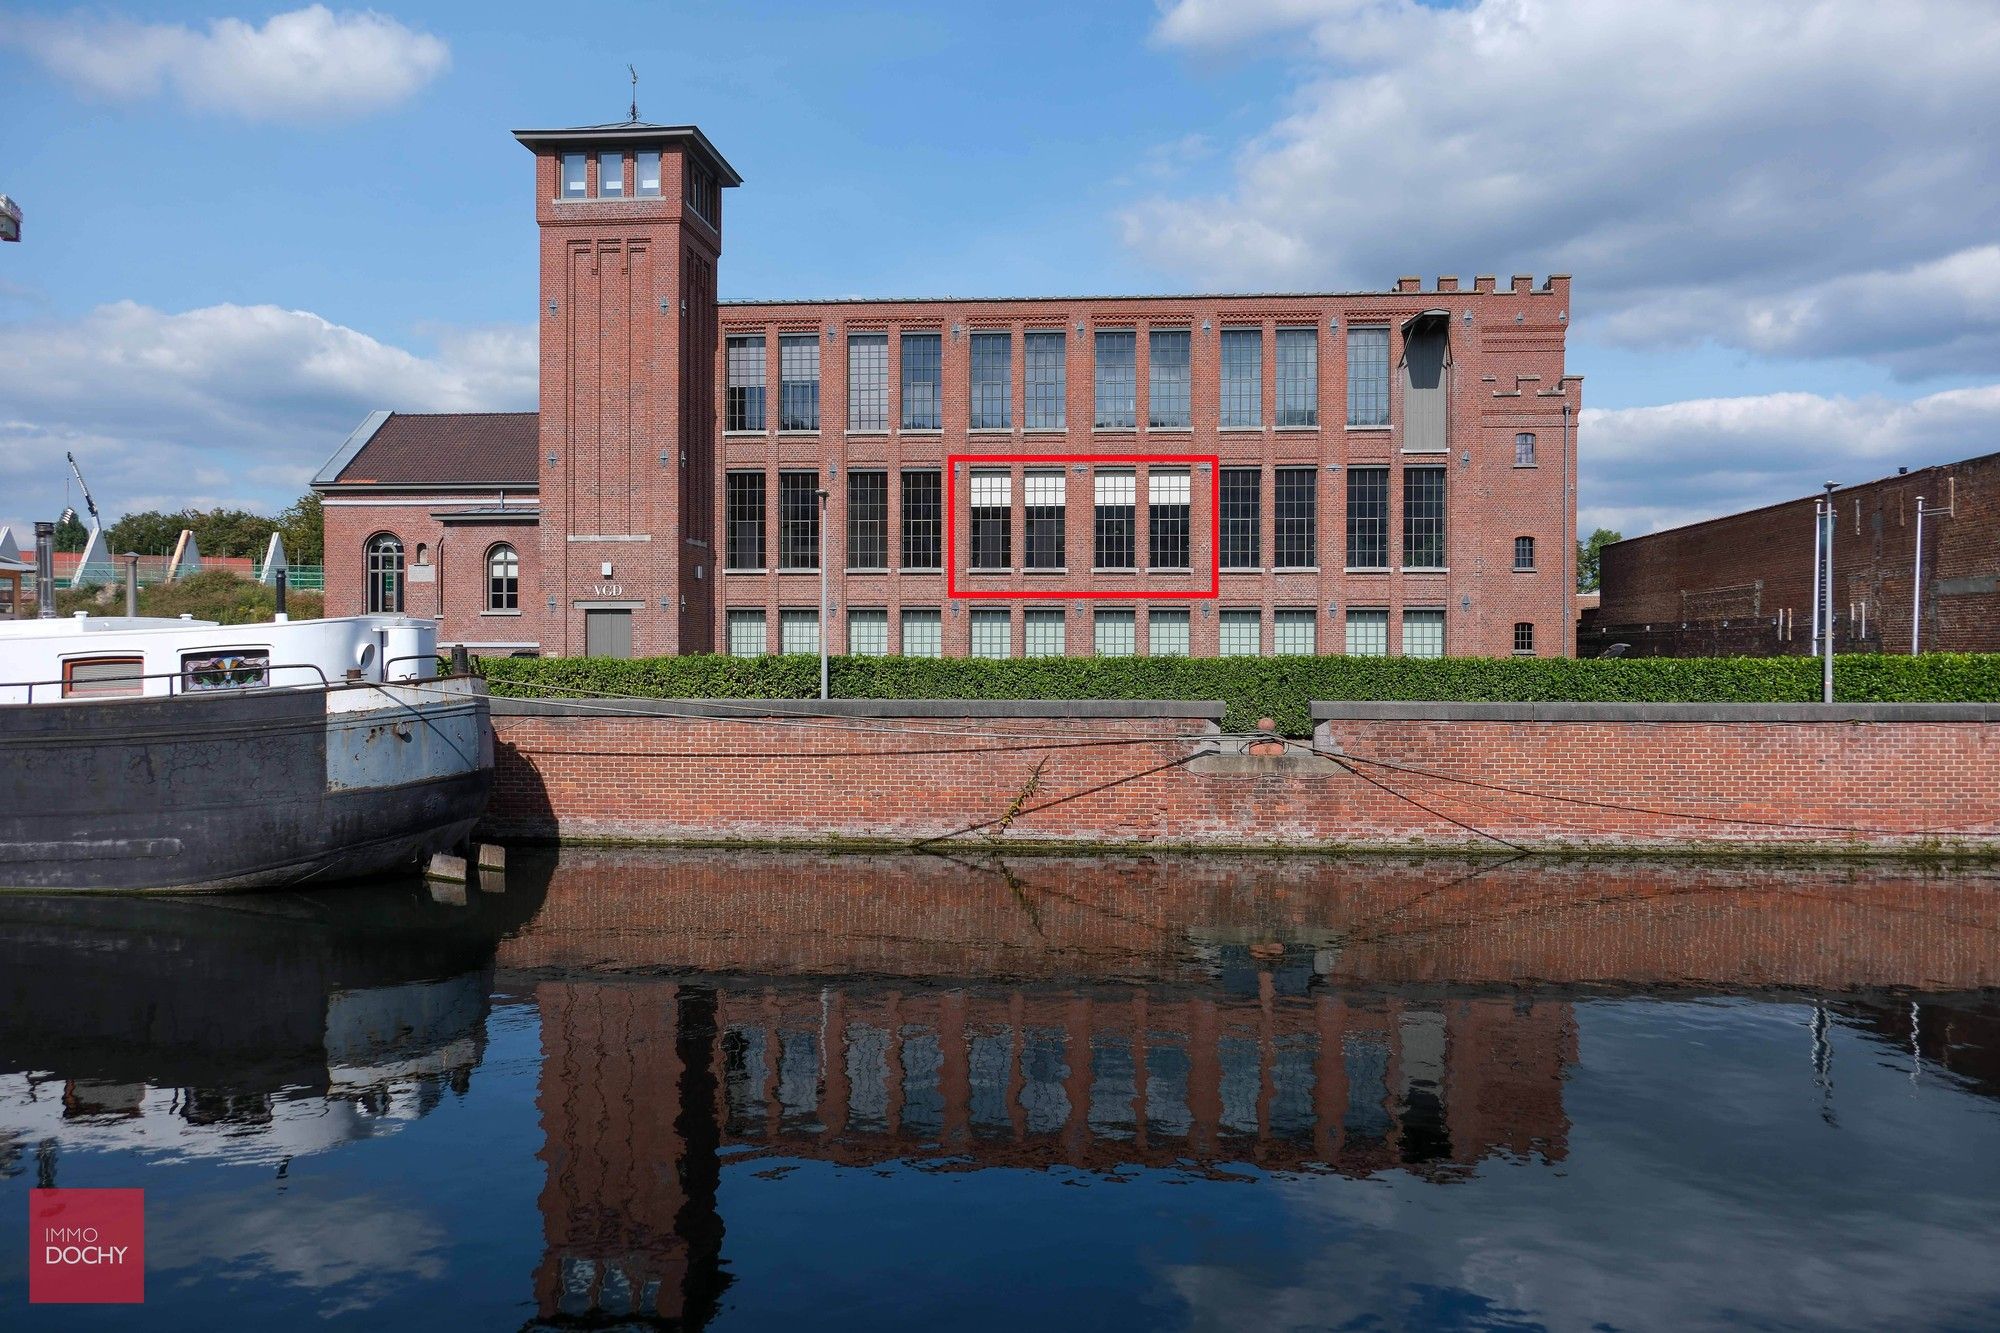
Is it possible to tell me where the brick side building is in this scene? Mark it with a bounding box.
[1589,450,2000,657]
[317,119,1580,659]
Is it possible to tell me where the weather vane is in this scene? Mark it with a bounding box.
[628,64,638,122]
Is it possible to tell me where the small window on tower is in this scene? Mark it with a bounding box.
[636,151,662,197]
[560,152,588,199]
[596,151,624,197]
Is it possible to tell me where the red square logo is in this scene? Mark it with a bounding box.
[28,1188,145,1304]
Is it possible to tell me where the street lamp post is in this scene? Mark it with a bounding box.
[817,486,830,701]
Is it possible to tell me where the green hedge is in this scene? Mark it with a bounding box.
[477,652,2000,737]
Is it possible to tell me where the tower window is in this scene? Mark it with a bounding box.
[596,150,624,197]
[1514,535,1536,571]
[635,150,661,197]
[1515,432,1537,466]
[560,152,587,199]
[687,165,718,226]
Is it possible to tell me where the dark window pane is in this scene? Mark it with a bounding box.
[970,332,1011,430]
[1220,468,1260,569]
[1094,330,1136,429]
[726,472,766,570]
[1403,466,1446,568]
[1347,327,1390,426]
[901,333,941,430]
[1025,331,1066,429]
[1220,328,1261,427]
[1024,471,1065,569]
[848,333,888,431]
[1275,467,1317,568]
[847,471,888,569]
[1093,469,1135,569]
[900,470,942,569]
[1148,468,1190,569]
[726,335,765,432]
[1345,467,1388,568]
[1148,328,1190,428]
[969,470,1011,570]
[779,471,820,570]
[779,334,820,431]
[1514,535,1535,571]
[1276,328,1318,427]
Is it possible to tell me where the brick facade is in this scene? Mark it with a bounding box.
[479,700,2000,853]
[1591,450,2000,656]
[314,120,1579,659]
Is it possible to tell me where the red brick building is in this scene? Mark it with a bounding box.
[1588,450,1999,657]
[317,120,1580,659]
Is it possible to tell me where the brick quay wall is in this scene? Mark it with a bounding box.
[480,699,2000,854]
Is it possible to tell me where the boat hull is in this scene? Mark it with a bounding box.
[0,679,493,893]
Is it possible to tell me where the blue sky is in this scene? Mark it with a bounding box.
[3,0,1998,542]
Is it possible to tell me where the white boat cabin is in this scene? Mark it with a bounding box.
[0,613,440,706]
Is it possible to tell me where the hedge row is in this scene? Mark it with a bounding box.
[476,652,2000,737]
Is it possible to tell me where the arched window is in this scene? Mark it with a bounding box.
[1515,432,1537,466]
[486,543,520,611]
[1514,535,1536,571]
[365,534,404,613]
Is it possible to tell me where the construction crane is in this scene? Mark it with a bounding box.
[62,452,108,588]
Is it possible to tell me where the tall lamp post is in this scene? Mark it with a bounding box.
[817,486,830,700]
[1911,491,1953,654]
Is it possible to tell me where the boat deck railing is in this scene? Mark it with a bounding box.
[0,659,453,706]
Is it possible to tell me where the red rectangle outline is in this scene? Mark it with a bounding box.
[945,453,1222,600]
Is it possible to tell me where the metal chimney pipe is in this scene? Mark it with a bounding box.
[122,552,140,617]
[274,568,288,619]
[33,521,54,619]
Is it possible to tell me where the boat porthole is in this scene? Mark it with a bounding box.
[355,643,376,672]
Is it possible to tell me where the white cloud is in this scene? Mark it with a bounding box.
[0,301,534,536]
[1581,382,2000,536]
[1,5,449,121]
[1132,0,2000,372]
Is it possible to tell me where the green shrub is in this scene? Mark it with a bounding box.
[53,569,325,625]
[478,652,2000,737]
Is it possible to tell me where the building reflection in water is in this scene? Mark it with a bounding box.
[5,848,2000,1330]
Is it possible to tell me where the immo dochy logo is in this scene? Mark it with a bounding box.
[29,1189,145,1304]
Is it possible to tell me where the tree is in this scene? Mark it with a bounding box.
[277,492,324,565]
[107,511,189,556]
[1577,527,1622,593]
[53,511,89,553]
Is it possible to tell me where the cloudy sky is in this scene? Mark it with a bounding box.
[2,0,1997,544]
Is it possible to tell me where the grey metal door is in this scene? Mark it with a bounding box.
[584,609,633,658]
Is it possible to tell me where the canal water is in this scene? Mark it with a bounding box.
[3,850,1999,1331]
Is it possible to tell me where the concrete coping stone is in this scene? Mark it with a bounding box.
[493,697,1226,721]
[1310,700,2000,723]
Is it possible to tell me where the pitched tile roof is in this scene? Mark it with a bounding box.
[334,412,539,487]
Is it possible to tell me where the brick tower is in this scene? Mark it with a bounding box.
[513,121,740,656]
